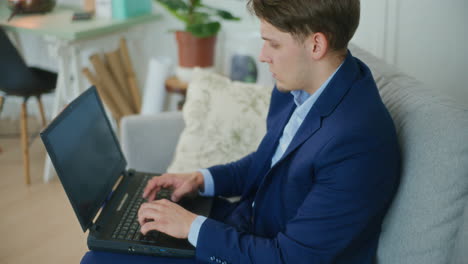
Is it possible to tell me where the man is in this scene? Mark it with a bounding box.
[138,0,400,263]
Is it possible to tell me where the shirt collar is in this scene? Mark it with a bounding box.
[290,62,344,120]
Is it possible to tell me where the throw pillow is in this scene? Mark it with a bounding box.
[167,68,272,173]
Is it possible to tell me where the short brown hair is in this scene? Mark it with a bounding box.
[247,0,360,51]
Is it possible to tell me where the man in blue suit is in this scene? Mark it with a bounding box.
[138,0,400,263]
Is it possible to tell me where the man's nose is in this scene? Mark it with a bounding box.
[258,45,271,63]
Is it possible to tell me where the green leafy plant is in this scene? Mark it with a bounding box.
[155,0,240,38]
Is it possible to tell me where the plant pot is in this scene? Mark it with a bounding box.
[175,31,217,68]
[7,0,56,13]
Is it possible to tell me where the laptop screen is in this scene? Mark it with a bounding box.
[41,87,126,232]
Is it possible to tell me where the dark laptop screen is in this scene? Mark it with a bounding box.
[41,87,126,231]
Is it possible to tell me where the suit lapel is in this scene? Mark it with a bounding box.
[268,51,362,172]
[264,102,296,162]
[257,102,295,174]
[241,97,296,199]
[272,108,322,167]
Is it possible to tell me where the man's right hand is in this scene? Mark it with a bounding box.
[142,172,204,202]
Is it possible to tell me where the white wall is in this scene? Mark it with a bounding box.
[352,0,468,105]
[397,0,468,103]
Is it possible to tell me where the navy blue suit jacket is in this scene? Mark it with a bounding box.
[196,51,401,264]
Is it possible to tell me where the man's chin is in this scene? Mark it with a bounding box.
[275,83,290,93]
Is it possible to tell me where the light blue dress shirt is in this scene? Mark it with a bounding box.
[188,63,343,247]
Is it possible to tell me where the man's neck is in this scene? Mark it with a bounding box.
[303,51,346,95]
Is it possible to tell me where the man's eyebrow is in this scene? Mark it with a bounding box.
[261,36,276,42]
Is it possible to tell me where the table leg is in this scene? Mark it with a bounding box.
[43,40,73,182]
[71,45,85,96]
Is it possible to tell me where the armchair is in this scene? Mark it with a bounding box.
[121,111,184,174]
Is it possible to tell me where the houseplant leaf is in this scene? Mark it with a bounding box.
[155,0,240,36]
[191,0,202,7]
[154,0,240,67]
[156,0,189,22]
[199,4,240,21]
[157,0,188,10]
[188,11,210,25]
[215,10,241,21]
[187,22,221,38]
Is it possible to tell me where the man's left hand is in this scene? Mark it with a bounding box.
[137,199,197,239]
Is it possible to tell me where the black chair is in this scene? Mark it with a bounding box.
[0,27,57,185]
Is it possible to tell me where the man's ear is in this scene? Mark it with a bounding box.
[309,32,329,60]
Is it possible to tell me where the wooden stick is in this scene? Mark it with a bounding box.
[89,54,134,116]
[127,75,141,113]
[82,67,123,120]
[36,96,47,127]
[20,101,30,185]
[165,76,188,92]
[0,95,5,114]
[119,38,141,113]
[105,50,136,112]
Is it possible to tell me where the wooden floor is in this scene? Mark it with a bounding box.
[0,134,88,263]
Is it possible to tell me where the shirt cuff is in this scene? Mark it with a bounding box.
[188,215,207,247]
[198,169,215,197]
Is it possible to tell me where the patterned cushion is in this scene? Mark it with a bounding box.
[167,69,272,173]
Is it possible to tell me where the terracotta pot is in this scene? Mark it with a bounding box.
[7,0,56,13]
[175,31,217,68]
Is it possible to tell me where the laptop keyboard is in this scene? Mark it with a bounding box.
[111,174,172,243]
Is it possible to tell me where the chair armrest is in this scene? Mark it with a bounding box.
[120,111,184,174]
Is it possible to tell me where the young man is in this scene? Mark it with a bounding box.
[138,0,401,263]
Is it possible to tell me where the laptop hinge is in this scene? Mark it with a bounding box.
[90,223,101,233]
[125,169,136,177]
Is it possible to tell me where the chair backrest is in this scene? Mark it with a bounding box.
[0,27,36,93]
[349,44,468,264]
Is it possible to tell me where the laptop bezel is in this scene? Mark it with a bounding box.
[40,86,127,232]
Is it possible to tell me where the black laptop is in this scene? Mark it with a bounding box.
[40,86,212,257]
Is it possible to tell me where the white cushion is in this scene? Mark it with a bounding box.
[167,68,272,173]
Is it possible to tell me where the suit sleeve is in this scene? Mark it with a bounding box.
[195,132,400,264]
[207,152,256,197]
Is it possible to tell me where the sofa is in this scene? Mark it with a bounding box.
[120,44,468,264]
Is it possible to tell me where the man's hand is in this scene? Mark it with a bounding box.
[138,199,197,239]
[142,172,204,202]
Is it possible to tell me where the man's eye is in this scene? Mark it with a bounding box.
[270,43,280,49]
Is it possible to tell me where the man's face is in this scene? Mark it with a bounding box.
[259,20,314,93]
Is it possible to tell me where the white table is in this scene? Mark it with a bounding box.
[0,3,160,182]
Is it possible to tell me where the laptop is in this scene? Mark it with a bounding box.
[40,86,212,257]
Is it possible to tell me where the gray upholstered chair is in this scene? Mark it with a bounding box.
[120,45,468,264]
[350,45,468,264]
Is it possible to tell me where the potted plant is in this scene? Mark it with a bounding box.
[155,0,240,68]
